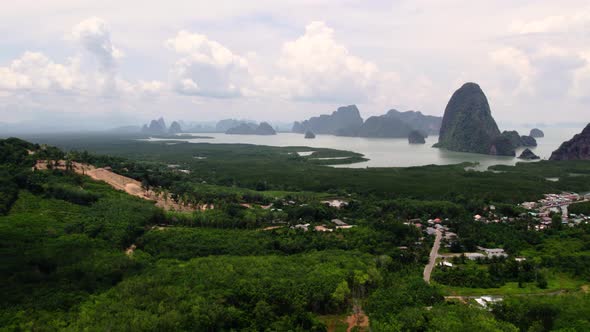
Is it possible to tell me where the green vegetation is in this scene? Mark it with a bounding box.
[70,252,375,331]
[570,201,590,215]
[2,135,590,331]
[492,293,590,331]
[22,134,590,203]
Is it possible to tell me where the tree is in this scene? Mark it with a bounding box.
[332,281,351,309]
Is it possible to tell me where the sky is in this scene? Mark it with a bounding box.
[0,0,589,130]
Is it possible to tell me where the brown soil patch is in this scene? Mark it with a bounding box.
[346,305,369,332]
[582,285,589,293]
[35,160,198,212]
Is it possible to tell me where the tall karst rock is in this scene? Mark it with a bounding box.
[434,83,513,156]
[169,121,183,134]
[549,124,590,160]
[291,105,363,135]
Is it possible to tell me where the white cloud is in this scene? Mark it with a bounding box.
[1,1,590,125]
[0,52,83,92]
[136,80,165,95]
[510,9,590,34]
[490,47,535,95]
[571,51,590,100]
[166,30,249,98]
[70,17,123,71]
[268,21,380,103]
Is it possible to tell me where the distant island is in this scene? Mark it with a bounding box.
[293,105,441,138]
[518,148,540,160]
[501,131,537,148]
[529,128,545,138]
[408,130,426,144]
[304,131,316,139]
[292,105,364,135]
[226,122,277,135]
[549,123,590,160]
[141,118,184,135]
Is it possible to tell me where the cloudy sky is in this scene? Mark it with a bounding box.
[0,0,588,129]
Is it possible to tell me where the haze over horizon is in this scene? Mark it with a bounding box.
[1,1,589,131]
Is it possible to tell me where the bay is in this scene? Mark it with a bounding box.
[151,126,583,169]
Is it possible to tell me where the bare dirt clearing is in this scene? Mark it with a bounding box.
[35,160,195,211]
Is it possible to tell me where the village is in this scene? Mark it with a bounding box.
[520,192,590,230]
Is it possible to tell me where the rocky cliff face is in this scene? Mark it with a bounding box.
[293,106,441,138]
[518,148,540,160]
[435,83,512,155]
[169,121,183,134]
[529,128,545,138]
[340,115,414,138]
[520,135,537,147]
[292,105,363,135]
[408,130,426,144]
[226,122,276,135]
[501,131,522,149]
[141,117,168,134]
[549,124,590,160]
[385,109,442,135]
[255,122,277,135]
[500,131,537,148]
[216,119,255,132]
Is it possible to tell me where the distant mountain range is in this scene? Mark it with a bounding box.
[136,118,287,135]
[292,105,441,138]
[292,105,364,135]
[226,122,277,135]
[141,118,185,135]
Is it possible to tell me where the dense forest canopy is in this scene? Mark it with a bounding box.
[1,136,590,331]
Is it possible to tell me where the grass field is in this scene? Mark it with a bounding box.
[436,273,587,297]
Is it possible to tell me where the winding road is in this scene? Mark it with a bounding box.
[423,229,442,283]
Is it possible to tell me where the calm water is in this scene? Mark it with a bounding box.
[153,126,583,169]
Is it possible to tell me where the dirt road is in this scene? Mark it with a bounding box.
[423,229,442,283]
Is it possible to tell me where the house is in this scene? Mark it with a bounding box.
[439,261,453,267]
[515,257,526,262]
[444,232,457,240]
[293,224,310,231]
[331,219,348,226]
[322,200,348,209]
[314,225,333,232]
[336,225,354,229]
[465,253,486,260]
[475,296,502,309]
[480,247,507,258]
[425,227,437,236]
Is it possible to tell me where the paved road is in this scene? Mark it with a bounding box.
[423,229,442,283]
